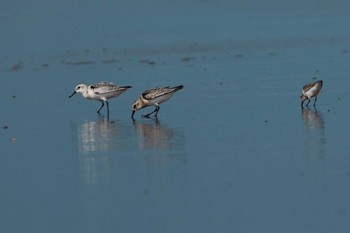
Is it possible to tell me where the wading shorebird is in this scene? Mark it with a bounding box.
[300,80,323,107]
[69,81,132,114]
[131,85,184,119]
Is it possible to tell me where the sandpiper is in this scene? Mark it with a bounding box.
[69,81,132,114]
[131,85,184,119]
[300,80,323,107]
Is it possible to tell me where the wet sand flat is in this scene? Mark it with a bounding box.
[1,1,350,233]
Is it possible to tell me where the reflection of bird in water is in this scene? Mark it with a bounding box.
[301,107,325,131]
[76,118,120,153]
[78,154,112,186]
[300,80,323,107]
[132,119,184,150]
[75,118,131,185]
[301,107,325,161]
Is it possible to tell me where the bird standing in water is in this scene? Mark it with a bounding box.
[69,81,132,114]
[131,85,184,119]
[300,80,323,107]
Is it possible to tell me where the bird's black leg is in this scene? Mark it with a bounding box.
[306,99,311,107]
[154,106,160,118]
[301,100,304,107]
[97,102,104,113]
[313,96,317,107]
[143,106,158,118]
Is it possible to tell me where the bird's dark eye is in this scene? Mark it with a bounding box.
[77,86,81,90]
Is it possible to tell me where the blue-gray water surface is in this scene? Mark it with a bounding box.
[1,1,350,232]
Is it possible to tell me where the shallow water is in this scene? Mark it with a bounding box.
[1,1,350,233]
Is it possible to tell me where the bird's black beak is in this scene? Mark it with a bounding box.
[131,110,136,119]
[69,91,77,98]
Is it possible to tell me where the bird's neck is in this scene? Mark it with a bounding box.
[82,89,90,98]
